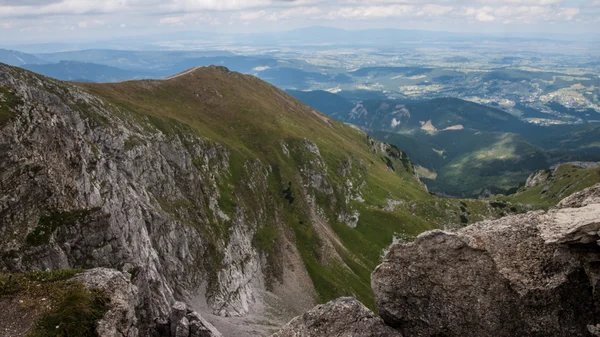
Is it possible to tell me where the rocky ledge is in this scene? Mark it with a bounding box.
[275,183,600,337]
[74,268,139,337]
[154,302,222,337]
[271,297,400,337]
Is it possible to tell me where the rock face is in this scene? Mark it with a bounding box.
[372,183,600,337]
[271,297,401,337]
[74,268,139,337]
[0,64,255,330]
[525,169,551,188]
[155,302,222,337]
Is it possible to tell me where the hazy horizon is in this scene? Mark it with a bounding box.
[1,0,599,47]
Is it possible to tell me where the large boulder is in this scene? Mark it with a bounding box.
[372,183,600,337]
[525,169,551,188]
[73,268,139,337]
[271,297,401,337]
[155,301,222,337]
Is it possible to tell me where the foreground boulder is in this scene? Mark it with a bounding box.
[154,302,222,337]
[271,297,401,337]
[372,183,600,337]
[74,268,139,337]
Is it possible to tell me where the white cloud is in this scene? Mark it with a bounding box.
[238,6,321,21]
[159,13,221,26]
[476,11,496,21]
[464,3,580,23]
[77,19,104,28]
[326,5,416,19]
[0,0,310,18]
[0,0,592,39]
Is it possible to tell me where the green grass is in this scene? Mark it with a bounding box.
[503,164,600,209]
[123,135,145,151]
[0,269,83,296]
[29,283,109,337]
[0,86,22,127]
[0,269,109,337]
[26,209,98,246]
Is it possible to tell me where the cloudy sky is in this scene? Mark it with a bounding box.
[1,0,599,43]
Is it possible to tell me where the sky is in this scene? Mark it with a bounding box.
[1,0,599,44]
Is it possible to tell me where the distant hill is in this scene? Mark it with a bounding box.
[0,49,45,66]
[21,61,152,82]
[290,90,600,197]
[286,90,355,116]
[171,56,278,75]
[349,66,433,78]
[370,128,556,197]
[356,97,528,133]
[289,91,530,134]
[258,68,351,90]
[35,49,236,71]
[503,163,600,209]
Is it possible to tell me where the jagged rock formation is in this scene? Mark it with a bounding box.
[510,163,600,208]
[372,183,600,337]
[0,64,250,330]
[74,268,140,337]
[271,297,401,337]
[154,302,222,337]
[525,169,551,188]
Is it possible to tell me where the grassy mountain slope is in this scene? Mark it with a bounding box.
[0,63,524,319]
[525,124,600,156]
[338,97,528,133]
[76,66,519,306]
[74,66,439,308]
[503,164,600,209]
[289,90,600,197]
[370,129,552,197]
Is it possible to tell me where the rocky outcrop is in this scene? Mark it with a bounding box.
[525,169,551,188]
[372,183,600,337]
[155,302,222,337]
[74,268,139,337]
[556,183,600,209]
[271,297,401,337]
[0,64,250,330]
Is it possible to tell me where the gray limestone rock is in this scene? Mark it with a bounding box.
[525,169,551,188]
[271,297,401,337]
[73,268,139,337]
[159,302,222,337]
[372,183,600,337]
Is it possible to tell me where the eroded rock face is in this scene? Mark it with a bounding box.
[372,183,600,337]
[271,297,401,337]
[74,268,139,337]
[155,302,222,337]
[525,169,551,188]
